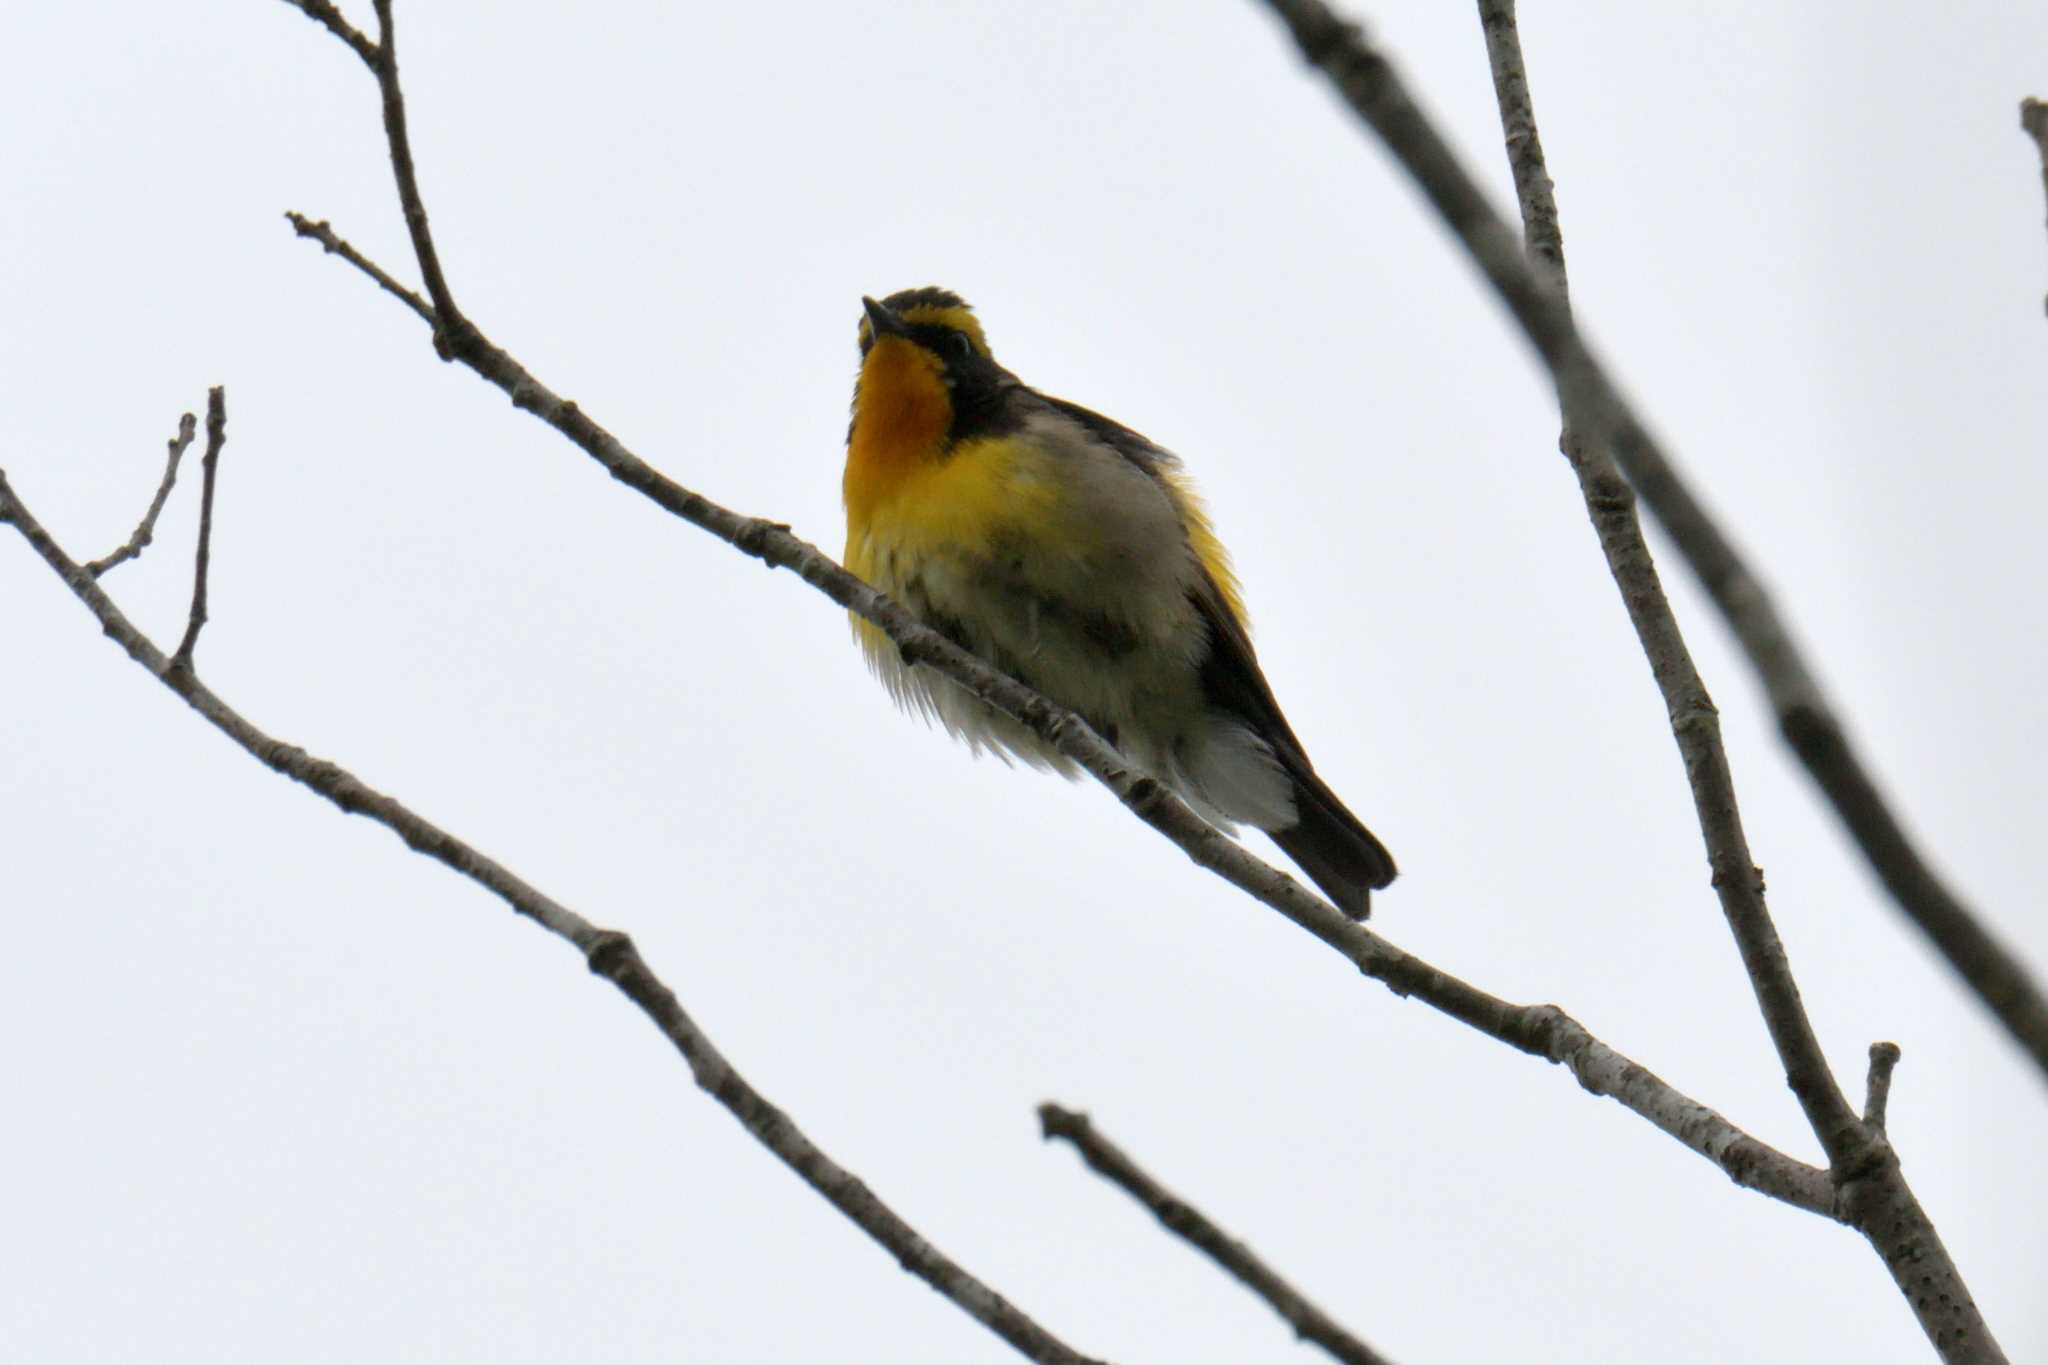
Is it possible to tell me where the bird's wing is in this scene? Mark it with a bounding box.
[1036,393,1250,625]
[1193,580,1397,905]
[1187,578,1312,768]
[1039,394,1395,906]
[1036,394,1183,477]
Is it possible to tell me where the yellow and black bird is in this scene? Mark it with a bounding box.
[843,288,1395,917]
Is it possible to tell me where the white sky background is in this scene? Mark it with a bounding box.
[4,2,2046,1361]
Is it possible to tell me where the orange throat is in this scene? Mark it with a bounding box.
[844,337,954,532]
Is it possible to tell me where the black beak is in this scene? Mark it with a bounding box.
[861,295,910,340]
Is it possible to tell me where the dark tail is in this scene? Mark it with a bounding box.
[1268,766,1396,920]
[1181,581,1395,918]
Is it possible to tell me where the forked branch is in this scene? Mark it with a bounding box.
[1276,0,2048,1087]
[1459,1,1998,1357]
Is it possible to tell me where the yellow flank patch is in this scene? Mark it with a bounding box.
[1159,467,1248,628]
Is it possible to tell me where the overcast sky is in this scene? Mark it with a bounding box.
[6,3,2047,1362]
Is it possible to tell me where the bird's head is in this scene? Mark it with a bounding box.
[856,286,991,364]
[846,288,1009,474]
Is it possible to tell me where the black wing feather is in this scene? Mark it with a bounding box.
[1190,582,1397,917]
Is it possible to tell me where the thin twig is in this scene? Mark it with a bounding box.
[1040,1105,1395,1365]
[1475,2,1565,294]
[1863,1043,1902,1133]
[2020,98,2048,315]
[273,0,1844,1221]
[0,465,1109,1365]
[171,387,227,670]
[1455,3,1998,1359]
[367,0,467,357]
[1287,0,2048,1087]
[285,213,435,322]
[85,412,198,578]
[277,0,379,68]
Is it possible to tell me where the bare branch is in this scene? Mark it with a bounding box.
[1475,0,1565,293]
[1457,3,2000,1358]
[1472,0,1852,1160]
[2021,98,2048,315]
[85,411,197,578]
[285,213,435,323]
[368,0,466,353]
[273,1,1841,1218]
[170,387,226,670]
[1279,0,2048,1086]
[276,0,379,69]
[277,3,459,344]
[0,464,1109,1365]
[1513,1004,1832,1213]
[1863,1043,1902,1133]
[1040,1105,1395,1365]
[1791,744,2048,1087]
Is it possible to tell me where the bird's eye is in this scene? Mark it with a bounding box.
[949,330,976,361]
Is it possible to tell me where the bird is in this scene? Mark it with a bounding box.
[842,287,1395,917]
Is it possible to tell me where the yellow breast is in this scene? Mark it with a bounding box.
[846,336,1056,571]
